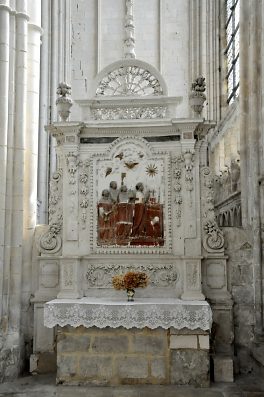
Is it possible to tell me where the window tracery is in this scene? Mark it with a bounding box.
[225,0,240,104]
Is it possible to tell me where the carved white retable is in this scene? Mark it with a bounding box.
[44,298,212,330]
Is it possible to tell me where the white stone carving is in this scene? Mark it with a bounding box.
[66,152,78,176]
[44,298,212,330]
[124,0,136,59]
[62,263,73,288]
[189,77,206,114]
[91,106,167,120]
[183,150,195,206]
[201,167,224,252]
[95,65,164,96]
[65,151,79,240]
[182,260,204,301]
[85,264,179,288]
[40,262,59,289]
[79,158,90,229]
[171,155,183,227]
[39,169,63,254]
[56,82,73,121]
[90,136,172,254]
[186,262,199,290]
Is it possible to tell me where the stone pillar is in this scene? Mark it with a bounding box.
[0,0,10,323]
[37,0,50,224]
[8,0,28,335]
[22,0,42,344]
[240,0,263,337]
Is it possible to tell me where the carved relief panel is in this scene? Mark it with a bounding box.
[90,137,171,253]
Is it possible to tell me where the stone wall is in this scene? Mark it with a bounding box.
[57,326,209,386]
[224,228,255,374]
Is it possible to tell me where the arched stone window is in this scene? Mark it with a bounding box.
[225,0,240,104]
[93,59,168,97]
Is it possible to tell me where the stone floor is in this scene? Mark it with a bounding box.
[0,374,264,397]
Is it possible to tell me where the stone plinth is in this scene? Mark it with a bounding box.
[56,326,210,386]
[44,298,211,386]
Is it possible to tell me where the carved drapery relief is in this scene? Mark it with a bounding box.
[91,106,167,120]
[39,169,63,254]
[79,158,90,229]
[201,167,224,252]
[95,65,164,96]
[171,155,183,227]
[85,263,179,289]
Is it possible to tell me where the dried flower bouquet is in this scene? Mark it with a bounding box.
[112,271,149,301]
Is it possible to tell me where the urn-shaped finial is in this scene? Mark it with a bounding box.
[56,82,73,121]
[189,76,206,115]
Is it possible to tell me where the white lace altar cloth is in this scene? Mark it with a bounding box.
[44,298,212,330]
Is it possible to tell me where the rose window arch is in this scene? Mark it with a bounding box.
[96,65,164,96]
[94,59,167,97]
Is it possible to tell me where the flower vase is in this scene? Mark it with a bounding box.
[127,288,135,302]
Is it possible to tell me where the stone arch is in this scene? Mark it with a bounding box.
[92,59,168,97]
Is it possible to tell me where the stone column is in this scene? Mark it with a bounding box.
[0,0,10,322]
[37,0,50,224]
[248,0,263,337]
[22,0,42,341]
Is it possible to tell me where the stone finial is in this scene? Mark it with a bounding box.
[189,76,206,115]
[124,0,136,59]
[56,82,73,121]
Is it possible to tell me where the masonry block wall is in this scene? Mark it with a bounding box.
[57,326,210,386]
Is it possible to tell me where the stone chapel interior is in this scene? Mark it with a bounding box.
[0,0,264,387]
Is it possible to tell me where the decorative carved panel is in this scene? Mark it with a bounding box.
[84,263,179,289]
[90,136,172,253]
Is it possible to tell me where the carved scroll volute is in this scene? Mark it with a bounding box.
[38,169,63,255]
[200,167,224,254]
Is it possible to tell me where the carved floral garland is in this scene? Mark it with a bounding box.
[79,158,90,229]
[171,154,183,227]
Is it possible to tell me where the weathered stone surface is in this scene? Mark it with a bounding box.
[79,355,113,379]
[92,335,128,353]
[232,286,254,305]
[117,356,148,379]
[171,350,209,387]
[57,334,90,353]
[131,335,167,355]
[213,356,234,382]
[170,335,197,349]
[151,358,167,380]
[57,355,77,379]
[199,335,210,350]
